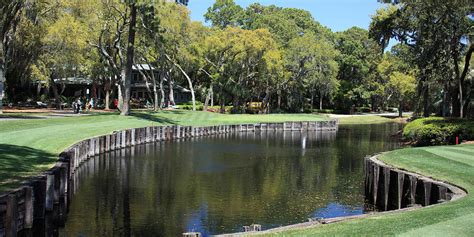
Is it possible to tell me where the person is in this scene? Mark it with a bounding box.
[113,98,119,111]
[85,101,90,112]
[90,98,95,110]
[76,98,82,114]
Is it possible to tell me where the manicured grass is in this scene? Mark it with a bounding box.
[337,115,405,124]
[0,110,326,192]
[266,144,474,236]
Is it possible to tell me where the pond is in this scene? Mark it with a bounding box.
[58,123,402,236]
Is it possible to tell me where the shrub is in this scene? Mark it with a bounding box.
[313,109,335,114]
[356,107,372,113]
[403,117,474,146]
[176,101,203,106]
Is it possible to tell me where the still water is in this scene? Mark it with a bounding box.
[60,123,402,236]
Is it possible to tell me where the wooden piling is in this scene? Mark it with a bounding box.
[31,177,46,220]
[45,174,54,212]
[372,164,380,206]
[423,181,432,206]
[23,187,33,229]
[5,194,18,237]
[396,172,405,209]
[131,129,136,146]
[94,137,100,155]
[105,135,110,152]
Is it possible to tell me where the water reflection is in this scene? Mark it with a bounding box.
[312,203,364,219]
[54,123,401,236]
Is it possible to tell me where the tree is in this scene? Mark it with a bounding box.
[378,49,417,117]
[243,4,331,48]
[138,2,197,110]
[285,32,339,112]
[122,2,138,116]
[335,27,381,113]
[204,0,244,29]
[202,27,283,113]
[0,0,23,113]
[371,1,473,117]
[369,5,398,54]
[32,11,89,109]
[387,72,416,117]
[92,0,144,116]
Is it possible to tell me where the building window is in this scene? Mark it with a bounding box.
[133,73,139,83]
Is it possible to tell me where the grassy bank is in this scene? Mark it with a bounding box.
[266,144,474,236]
[0,110,326,192]
[337,115,406,124]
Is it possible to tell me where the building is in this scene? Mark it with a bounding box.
[31,64,192,108]
[131,64,192,104]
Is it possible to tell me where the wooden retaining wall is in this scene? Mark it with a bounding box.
[364,155,466,211]
[0,120,337,237]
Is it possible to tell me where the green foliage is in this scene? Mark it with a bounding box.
[334,27,381,112]
[356,107,372,113]
[284,32,340,111]
[312,109,334,114]
[204,0,244,28]
[403,117,474,146]
[201,26,284,113]
[370,1,473,117]
[369,5,399,52]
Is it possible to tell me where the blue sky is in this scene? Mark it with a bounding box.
[188,0,387,32]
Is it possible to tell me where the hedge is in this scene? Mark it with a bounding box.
[403,117,474,146]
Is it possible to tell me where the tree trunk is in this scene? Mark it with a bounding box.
[459,79,463,118]
[210,87,214,106]
[168,56,196,111]
[220,98,225,114]
[49,77,61,110]
[232,97,240,114]
[459,44,473,118]
[167,70,175,107]
[371,96,377,112]
[0,68,4,114]
[159,74,165,109]
[277,89,281,112]
[399,99,403,118]
[422,82,430,117]
[121,3,138,116]
[319,96,323,111]
[204,85,212,111]
[104,79,111,110]
[442,82,448,117]
[118,83,123,111]
[136,65,154,110]
[105,89,110,110]
[153,78,158,111]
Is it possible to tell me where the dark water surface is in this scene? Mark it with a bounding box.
[59,123,402,236]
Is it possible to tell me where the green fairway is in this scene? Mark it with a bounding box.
[267,144,474,236]
[0,110,326,192]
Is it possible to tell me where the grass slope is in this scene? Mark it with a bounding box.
[0,110,326,192]
[337,115,405,125]
[268,144,474,236]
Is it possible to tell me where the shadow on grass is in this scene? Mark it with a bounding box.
[0,144,56,192]
[0,115,45,120]
[129,112,179,125]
